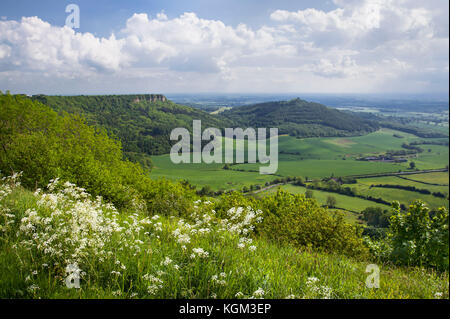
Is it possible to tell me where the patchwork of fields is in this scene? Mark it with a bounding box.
[150,128,449,218]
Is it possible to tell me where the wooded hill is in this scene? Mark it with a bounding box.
[32,94,233,166]
[221,98,379,137]
[33,95,379,159]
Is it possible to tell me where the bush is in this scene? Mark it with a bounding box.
[388,201,449,271]
[256,190,368,258]
[0,93,196,216]
[362,207,391,228]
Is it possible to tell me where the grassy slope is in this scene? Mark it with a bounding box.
[0,187,447,299]
[403,172,449,185]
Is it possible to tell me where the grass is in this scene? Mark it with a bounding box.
[0,183,448,299]
[412,145,449,170]
[229,129,448,179]
[255,184,390,223]
[354,176,449,194]
[150,154,275,191]
[277,128,425,159]
[344,178,449,211]
[402,172,449,185]
[150,129,448,190]
[235,156,408,179]
[149,129,448,213]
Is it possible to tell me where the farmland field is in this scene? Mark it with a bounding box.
[254,183,391,223]
[343,176,449,210]
[231,129,448,177]
[402,172,449,185]
[150,128,448,214]
[354,175,449,193]
[150,154,275,191]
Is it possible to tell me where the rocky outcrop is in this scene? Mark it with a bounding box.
[133,94,167,103]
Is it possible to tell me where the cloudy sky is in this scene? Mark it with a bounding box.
[0,0,448,95]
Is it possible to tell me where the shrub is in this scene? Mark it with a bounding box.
[388,201,449,270]
[362,207,391,228]
[0,93,197,216]
[257,190,368,258]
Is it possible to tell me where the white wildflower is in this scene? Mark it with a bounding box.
[253,287,265,298]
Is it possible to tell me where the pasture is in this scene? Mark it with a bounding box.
[254,183,391,224]
[150,128,448,213]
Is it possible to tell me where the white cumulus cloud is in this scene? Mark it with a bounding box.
[0,0,448,94]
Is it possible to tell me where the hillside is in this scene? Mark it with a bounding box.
[222,98,379,137]
[31,94,233,163]
[1,93,448,299]
[32,96,379,162]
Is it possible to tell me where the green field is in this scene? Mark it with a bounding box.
[150,154,275,191]
[150,128,449,212]
[255,183,390,223]
[277,128,425,159]
[402,172,449,185]
[232,129,448,178]
[343,176,449,210]
[354,175,449,194]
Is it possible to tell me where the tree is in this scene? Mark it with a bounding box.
[199,186,213,196]
[0,93,197,214]
[305,190,314,199]
[362,207,390,228]
[326,196,337,208]
[409,161,416,169]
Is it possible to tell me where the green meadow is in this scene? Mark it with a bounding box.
[343,176,449,211]
[254,183,390,224]
[151,128,448,186]
[150,128,448,214]
[150,154,274,191]
[403,172,449,185]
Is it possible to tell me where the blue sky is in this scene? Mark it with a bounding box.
[0,0,337,35]
[0,0,448,95]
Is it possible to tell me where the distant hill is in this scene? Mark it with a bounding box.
[31,94,233,166]
[32,95,380,164]
[222,98,379,137]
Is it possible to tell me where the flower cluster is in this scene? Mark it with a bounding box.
[210,272,227,286]
[304,277,333,299]
[13,178,157,290]
[0,173,22,233]
[143,273,164,295]
[220,206,263,235]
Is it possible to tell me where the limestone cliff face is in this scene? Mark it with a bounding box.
[133,94,167,103]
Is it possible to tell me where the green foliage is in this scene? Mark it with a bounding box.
[213,191,258,218]
[1,180,448,299]
[256,190,368,258]
[379,120,448,138]
[0,93,196,215]
[305,189,314,198]
[34,96,381,161]
[362,207,391,228]
[388,201,449,270]
[326,195,337,208]
[32,94,233,157]
[223,98,379,137]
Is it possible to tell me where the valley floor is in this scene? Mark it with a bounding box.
[150,128,449,221]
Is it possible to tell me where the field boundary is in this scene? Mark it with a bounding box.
[346,168,448,180]
[396,175,449,187]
